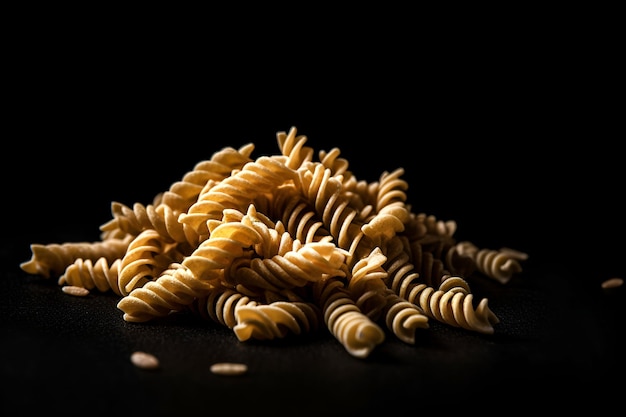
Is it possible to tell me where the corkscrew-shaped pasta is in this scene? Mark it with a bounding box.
[20,125,529,360]
[455,241,524,284]
[296,163,365,264]
[409,241,449,288]
[233,301,321,341]
[189,286,258,328]
[20,236,132,279]
[117,210,263,322]
[313,277,385,359]
[401,276,500,334]
[160,143,255,213]
[276,126,314,170]
[227,240,348,293]
[264,185,331,245]
[116,262,206,322]
[117,229,187,296]
[58,257,123,295]
[348,247,389,321]
[179,156,299,236]
[99,201,201,248]
[443,243,477,278]
[382,289,429,344]
[360,168,411,242]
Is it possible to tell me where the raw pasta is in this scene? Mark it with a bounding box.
[59,257,123,295]
[20,236,132,279]
[19,126,527,359]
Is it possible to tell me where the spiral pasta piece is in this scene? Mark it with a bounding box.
[58,257,123,295]
[455,241,524,284]
[160,143,255,213]
[402,276,499,334]
[233,301,321,341]
[267,186,331,245]
[118,229,187,296]
[383,289,429,344]
[348,247,389,321]
[100,201,201,248]
[117,262,210,322]
[229,240,348,293]
[313,277,385,359]
[189,286,258,328]
[20,236,132,279]
[276,126,314,170]
[297,163,365,264]
[117,210,263,322]
[179,156,298,236]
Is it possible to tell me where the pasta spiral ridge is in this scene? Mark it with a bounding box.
[266,185,331,245]
[117,262,212,322]
[296,163,365,263]
[189,286,258,329]
[118,229,187,296]
[276,126,314,170]
[402,276,500,334]
[382,289,429,344]
[348,247,389,321]
[179,156,298,236]
[99,201,201,248]
[455,241,524,284]
[313,277,385,359]
[160,143,255,213]
[233,301,321,341]
[117,210,263,322]
[227,240,348,293]
[58,257,123,295]
[20,236,132,279]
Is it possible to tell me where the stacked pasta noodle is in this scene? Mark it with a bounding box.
[19,127,528,359]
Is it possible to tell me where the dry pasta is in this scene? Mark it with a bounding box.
[59,257,123,295]
[20,236,132,279]
[19,126,527,359]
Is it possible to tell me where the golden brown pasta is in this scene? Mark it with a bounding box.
[117,208,263,322]
[20,236,132,279]
[59,257,123,295]
[348,247,389,321]
[402,276,500,334]
[160,143,255,213]
[233,301,321,341]
[455,241,524,284]
[19,125,528,359]
[382,288,429,344]
[189,286,258,328]
[100,201,201,248]
[118,229,188,296]
[313,276,385,359]
[179,156,299,237]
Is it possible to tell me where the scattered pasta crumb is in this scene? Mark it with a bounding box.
[601,277,624,290]
[61,285,90,297]
[130,351,160,370]
[210,362,248,376]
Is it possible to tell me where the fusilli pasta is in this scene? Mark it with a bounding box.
[19,125,527,359]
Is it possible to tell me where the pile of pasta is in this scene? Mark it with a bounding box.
[20,127,527,359]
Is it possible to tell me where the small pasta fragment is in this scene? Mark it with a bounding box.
[601,277,623,290]
[61,285,90,297]
[210,362,248,376]
[130,351,160,370]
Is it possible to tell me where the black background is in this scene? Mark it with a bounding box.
[2,10,624,416]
